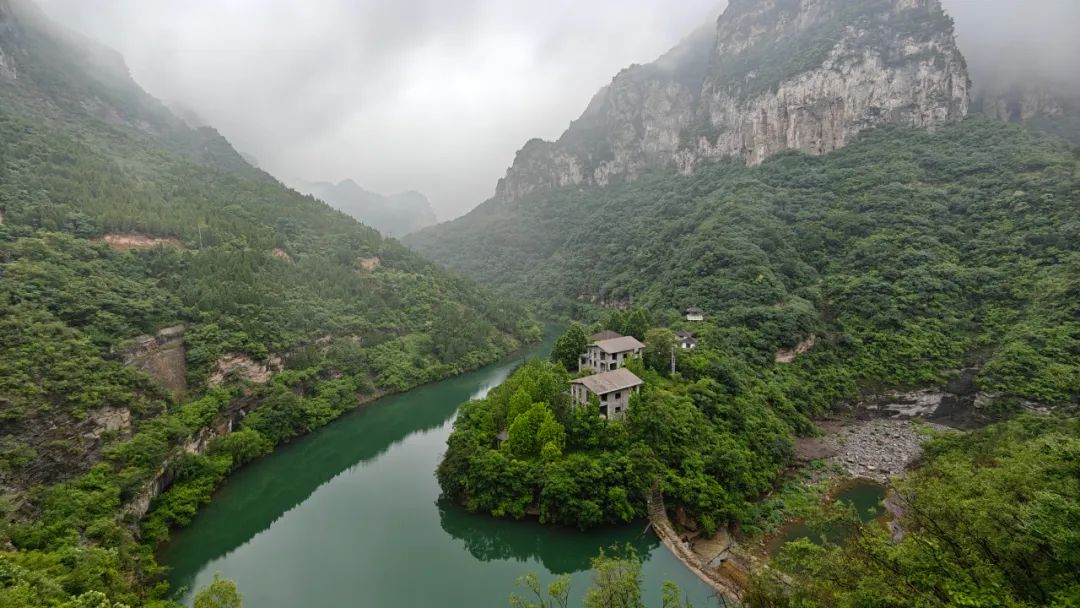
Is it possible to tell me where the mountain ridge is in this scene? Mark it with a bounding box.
[292,178,438,238]
[0,3,537,604]
[492,0,970,201]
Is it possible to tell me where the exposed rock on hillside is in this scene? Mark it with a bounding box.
[496,0,970,200]
[207,353,283,387]
[123,324,187,398]
[102,233,186,251]
[775,336,817,363]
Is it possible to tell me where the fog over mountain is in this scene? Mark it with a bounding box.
[35,0,1079,219]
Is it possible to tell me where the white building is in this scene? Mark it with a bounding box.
[579,335,645,373]
[684,307,704,322]
[676,330,697,349]
[570,368,644,420]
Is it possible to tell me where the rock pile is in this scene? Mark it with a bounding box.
[824,419,954,484]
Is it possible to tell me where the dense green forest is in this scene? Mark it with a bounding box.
[508,416,1078,607]
[0,1,537,606]
[409,118,1079,410]
[429,118,1078,603]
[440,319,799,533]
[746,414,1079,607]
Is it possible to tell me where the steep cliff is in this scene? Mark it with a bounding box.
[971,79,1080,147]
[495,0,970,200]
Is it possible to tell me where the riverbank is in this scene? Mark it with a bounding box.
[160,329,719,608]
[651,400,967,598]
[148,331,551,538]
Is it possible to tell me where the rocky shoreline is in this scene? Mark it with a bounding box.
[654,380,1000,599]
[818,417,955,484]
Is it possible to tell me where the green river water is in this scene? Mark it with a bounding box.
[161,335,717,607]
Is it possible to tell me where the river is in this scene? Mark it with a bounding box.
[161,335,718,607]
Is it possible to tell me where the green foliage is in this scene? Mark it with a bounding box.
[643,329,677,375]
[439,356,792,530]
[551,324,589,371]
[411,118,1080,410]
[747,415,1080,608]
[583,547,644,608]
[193,574,242,608]
[506,402,565,461]
[601,309,651,341]
[0,6,537,607]
[511,546,696,608]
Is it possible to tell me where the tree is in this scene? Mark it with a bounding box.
[506,402,566,460]
[551,324,589,371]
[604,310,628,335]
[623,309,651,341]
[583,547,644,608]
[643,329,677,375]
[510,573,570,608]
[746,415,1080,608]
[193,574,242,608]
[510,547,696,608]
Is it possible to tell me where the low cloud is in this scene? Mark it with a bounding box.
[36,0,1078,220]
[37,0,718,220]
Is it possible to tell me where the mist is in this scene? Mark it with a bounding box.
[35,0,1079,221]
[35,0,718,220]
[942,0,1080,96]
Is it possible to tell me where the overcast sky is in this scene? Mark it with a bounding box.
[35,0,1079,221]
[36,0,719,219]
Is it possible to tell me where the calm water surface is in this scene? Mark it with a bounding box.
[768,477,887,551]
[161,334,717,607]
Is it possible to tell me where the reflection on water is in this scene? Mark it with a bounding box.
[768,478,887,552]
[160,328,716,607]
[436,500,660,574]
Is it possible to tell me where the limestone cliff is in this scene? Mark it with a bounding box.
[972,80,1080,147]
[496,0,970,200]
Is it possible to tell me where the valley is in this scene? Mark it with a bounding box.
[0,0,1077,606]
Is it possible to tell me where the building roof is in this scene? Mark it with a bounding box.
[590,330,623,342]
[572,368,644,395]
[675,330,695,339]
[685,307,704,315]
[593,335,645,354]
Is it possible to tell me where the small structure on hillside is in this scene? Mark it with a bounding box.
[676,330,697,350]
[579,335,645,373]
[570,368,644,420]
[684,307,704,322]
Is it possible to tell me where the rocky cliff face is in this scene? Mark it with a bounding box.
[123,324,188,398]
[496,0,970,200]
[977,85,1070,123]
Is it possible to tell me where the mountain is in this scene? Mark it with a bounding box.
[970,75,1080,147]
[492,0,970,201]
[406,0,1078,412]
[0,2,535,605]
[293,179,437,237]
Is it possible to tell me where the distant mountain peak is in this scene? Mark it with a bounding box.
[495,0,970,201]
[294,179,437,238]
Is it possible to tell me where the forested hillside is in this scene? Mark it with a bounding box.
[746,414,1079,607]
[0,1,535,605]
[409,118,1079,409]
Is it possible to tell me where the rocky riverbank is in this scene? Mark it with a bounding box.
[817,418,955,484]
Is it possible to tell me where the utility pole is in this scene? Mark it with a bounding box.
[670,344,676,375]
